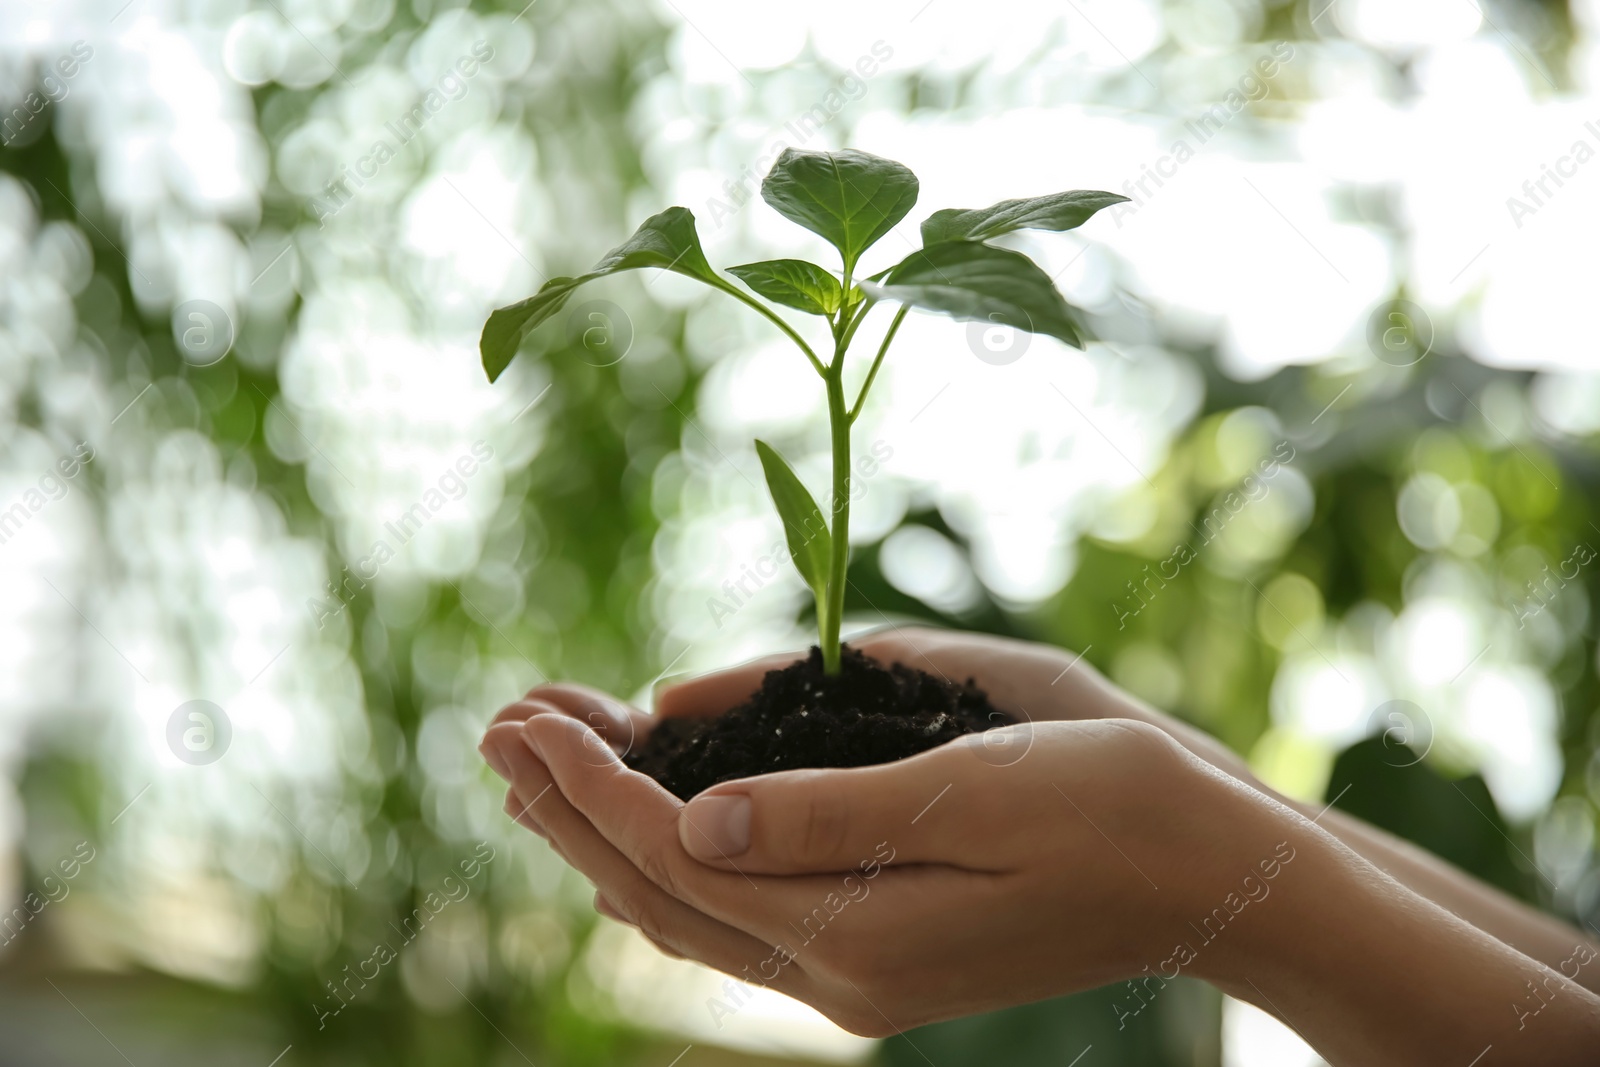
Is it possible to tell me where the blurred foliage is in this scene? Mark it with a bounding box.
[2,1,1598,1066]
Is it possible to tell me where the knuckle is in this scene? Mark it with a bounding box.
[633,844,686,900]
[632,908,672,947]
[859,627,932,661]
[822,1003,896,1039]
[800,936,853,979]
[784,781,852,865]
[1109,717,1184,764]
[803,925,884,987]
[649,940,687,960]
[616,891,678,950]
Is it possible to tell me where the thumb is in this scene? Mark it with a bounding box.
[676,749,970,875]
[652,650,805,719]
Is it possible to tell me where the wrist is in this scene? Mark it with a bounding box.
[1135,760,1313,989]
[1182,786,1600,1065]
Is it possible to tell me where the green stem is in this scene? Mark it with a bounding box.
[712,279,827,377]
[836,295,872,353]
[821,360,851,674]
[848,305,907,424]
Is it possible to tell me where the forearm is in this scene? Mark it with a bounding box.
[1119,700,1600,991]
[871,631,1600,993]
[1303,802,1600,992]
[1200,788,1600,1066]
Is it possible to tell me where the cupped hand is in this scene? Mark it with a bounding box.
[647,627,1260,788]
[481,685,1286,1036]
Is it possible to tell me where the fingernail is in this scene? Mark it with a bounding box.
[681,794,751,861]
[651,671,693,706]
[520,723,544,760]
[480,738,510,781]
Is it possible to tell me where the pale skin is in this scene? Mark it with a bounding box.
[478,628,1600,1065]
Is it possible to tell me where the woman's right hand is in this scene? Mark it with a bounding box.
[653,626,1251,780]
[481,635,1600,1066]
[648,625,1600,997]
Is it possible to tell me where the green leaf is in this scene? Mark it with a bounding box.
[479,207,719,382]
[920,190,1130,246]
[754,439,832,599]
[760,149,919,273]
[727,259,843,316]
[863,241,1084,348]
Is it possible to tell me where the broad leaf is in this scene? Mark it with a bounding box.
[920,190,1130,246]
[760,149,919,272]
[727,259,843,316]
[863,242,1084,348]
[754,439,832,599]
[480,207,718,381]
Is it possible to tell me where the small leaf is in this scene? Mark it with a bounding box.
[761,149,919,272]
[754,439,832,599]
[480,207,719,382]
[863,241,1084,348]
[842,282,865,315]
[727,259,843,316]
[920,190,1130,246]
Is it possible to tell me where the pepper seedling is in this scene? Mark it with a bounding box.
[479,148,1125,675]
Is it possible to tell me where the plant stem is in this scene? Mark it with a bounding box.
[836,295,872,353]
[849,305,907,423]
[711,279,827,377]
[821,359,850,674]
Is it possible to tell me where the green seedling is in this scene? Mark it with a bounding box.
[478,148,1125,675]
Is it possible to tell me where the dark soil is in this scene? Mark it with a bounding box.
[625,644,1011,800]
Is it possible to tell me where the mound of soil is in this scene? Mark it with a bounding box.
[625,644,1011,801]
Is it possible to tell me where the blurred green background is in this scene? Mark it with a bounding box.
[2,1,1598,1065]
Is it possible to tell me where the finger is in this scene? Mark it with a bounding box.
[491,684,636,726]
[482,700,566,780]
[677,739,1016,876]
[852,627,1095,723]
[652,651,807,719]
[593,893,688,959]
[488,686,651,759]
[504,787,547,839]
[488,724,804,990]
[523,714,844,944]
[594,892,632,926]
